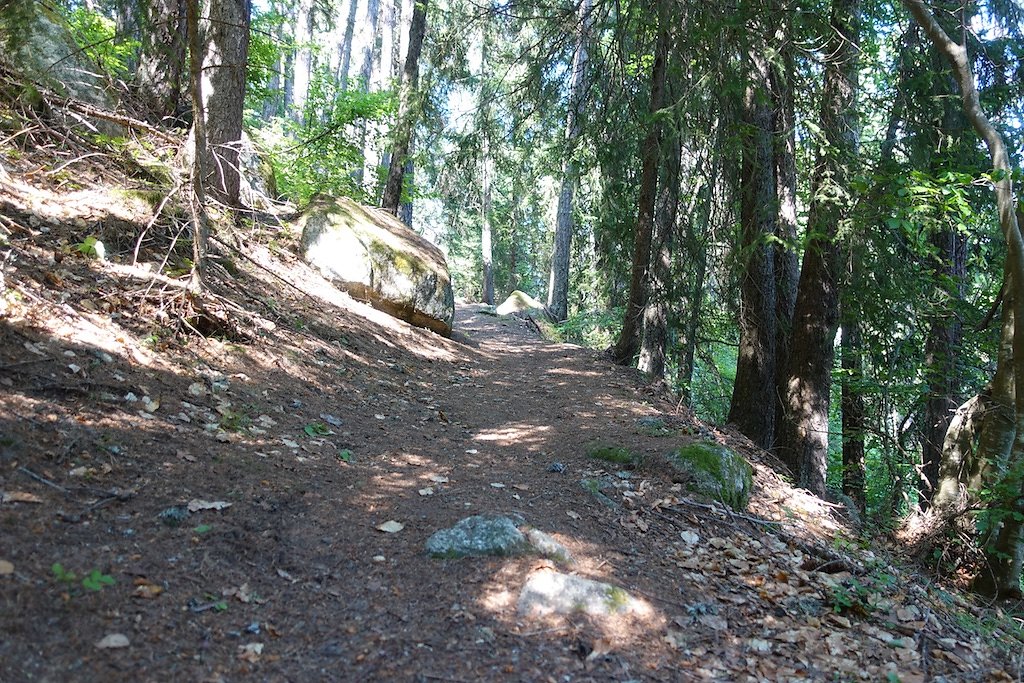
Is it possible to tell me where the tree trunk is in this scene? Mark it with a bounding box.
[381,0,427,215]
[198,0,250,207]
[136,0,187,123]
[612,0,668,365]
[291,0,313,119]
[777,0,860,495]
[840,251,867,513]
[728,51,778,451]
[638,132,681,379]
[185,0,208,288]
[904,0,1024,598]
[770,17,800,445]
[546,0,591,322]
[337,0,361,87]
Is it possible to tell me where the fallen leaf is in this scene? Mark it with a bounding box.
[237,642,263,662]
[132,579,163,599]
[679,530,699,545]
[0,559,14,575]
[188,382,207,397]
[489,482,505,489]
[465,449,478,454]
[418,487,434,496]
[187,500,232,513]
[699,614,728,631]
[96,633,130,649]
[377,520,404,533]
[566,510,581,520]
[429,475,449,483]
[281,438,299,449]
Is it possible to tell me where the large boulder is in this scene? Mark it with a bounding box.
[495,290,548,317]
[298,197,455,335]
[1,3,117,116]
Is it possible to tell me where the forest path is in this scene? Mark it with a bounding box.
[0,262,1011,683]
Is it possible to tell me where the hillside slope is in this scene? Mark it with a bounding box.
[0,118,1021,683]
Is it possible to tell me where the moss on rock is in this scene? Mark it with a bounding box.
[667,441,752,510]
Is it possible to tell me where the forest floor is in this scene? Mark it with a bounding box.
[3,130,1024,683]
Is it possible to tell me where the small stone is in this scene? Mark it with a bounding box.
[547,462,566,473]
[372,555,386,563]
[96,633,130,649]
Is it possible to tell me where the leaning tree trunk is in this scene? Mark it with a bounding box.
[728,51,779,451]
[381,0,427,215]
[185,0,209,288]
[777,0,860,495]
[198,0,250,207]
[546,0,592,322]
[904,0,1024,599]
[612,0,668,365]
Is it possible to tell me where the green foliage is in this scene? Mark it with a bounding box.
[249,75,395,204]
[52,563,115,594]
[586,444,639,466]
[336,448,353,463]
[247,9,289,106]
[65,7,138,78]
[81,568,116,592]
[555,308,621,349]
[303,422,331,437]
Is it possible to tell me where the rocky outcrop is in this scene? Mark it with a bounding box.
[1,4,117,118]
[298,197,455,335]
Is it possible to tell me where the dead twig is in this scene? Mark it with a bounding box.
[18,466,68,494]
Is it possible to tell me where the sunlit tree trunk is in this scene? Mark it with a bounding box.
[546,0,591,322]
[291,0,313,119]
[777,0,860,494]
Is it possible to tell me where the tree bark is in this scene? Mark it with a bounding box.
[198,0,250,207]
[728,49,779,451]
[546,0,592,322]
[612,0,668,365]
[136,0,187,123]
[777,0,860,495]
[903,0,1024,598]
[638,132,681,379]
[381,0,427,215]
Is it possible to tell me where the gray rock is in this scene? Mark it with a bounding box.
[298,197,455,336]
[426,515,528,558]
[667,441,752,510]
[495,290,548,317]
[518,570,648,618]
[2,4,119,132]
[525,528,573,565]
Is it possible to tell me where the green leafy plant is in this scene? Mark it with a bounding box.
[51,562,77,585]
[303,422,331,437]
[52,563,115,593]
[74,235,104,259]
[336,448,353,463]
[81,569,116,592]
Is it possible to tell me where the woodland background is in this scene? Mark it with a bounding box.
[5,0,1024,597]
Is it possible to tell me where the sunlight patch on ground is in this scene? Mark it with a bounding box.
[474,423,551,444]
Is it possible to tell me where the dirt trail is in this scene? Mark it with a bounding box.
[0,225,1016,682]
